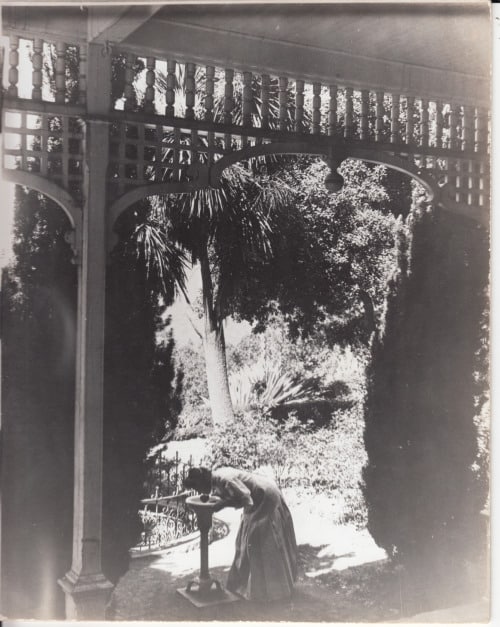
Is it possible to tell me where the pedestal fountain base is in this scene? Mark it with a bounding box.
[176,495,241,608]
[177,579,240,608]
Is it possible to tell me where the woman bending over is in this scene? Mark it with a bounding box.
[185,466,298,602]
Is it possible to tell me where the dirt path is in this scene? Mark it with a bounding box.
[111,507,397,621]
[110,505,487,622]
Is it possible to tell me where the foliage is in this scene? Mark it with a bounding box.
[174,404,213,440]
[171,342,213,439]
[208,403,367,526]
[1,188,77,619]
[227,158,402,343]
[228,312,369,397]
[228,359,320,413]
[363,202,489,608]
[102,205,183,582]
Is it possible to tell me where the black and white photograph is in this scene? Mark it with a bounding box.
[0,0,493,623]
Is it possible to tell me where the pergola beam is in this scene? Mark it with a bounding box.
[88,6,163,44]
[123,17,489,108]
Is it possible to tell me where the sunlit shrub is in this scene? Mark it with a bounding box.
[208,403,367,526]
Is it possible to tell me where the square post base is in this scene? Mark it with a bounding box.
[58,570,114,620]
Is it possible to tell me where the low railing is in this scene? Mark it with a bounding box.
[136,492,197,552]
[2,33,490,157]
[134,451,195,553]
[132,451,229,554]
[1,32,491,214]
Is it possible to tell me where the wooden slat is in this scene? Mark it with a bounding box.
[8,36,19,98]
[405,96,414,145]
[55,41,67,104]
[328,85,337,136]
[78,45,87,106]
[390,93,400,144]
[243,71,253,128]
[204,66,215,122]
[360,89,369,140]
[185,62,196,120]
[448,105,458,151]
[420,99,429,148]
[435,101,443,149]
[165,59,176,117]
[312,82,321,135]
[224,69,234,149]
[261,74,270,130]
[32,38,43,101]
[62,115,70,189]
[295,79,305,133]
[344,87,353,139]
[375,91,384,142]
[462,106,474,153]
[144,57,156,114]
[278,76,288,132]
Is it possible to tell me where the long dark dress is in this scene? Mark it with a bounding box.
[211,467,298,601]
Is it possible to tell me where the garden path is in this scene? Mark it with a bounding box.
[110,501,488,622]
[110,502,392,621]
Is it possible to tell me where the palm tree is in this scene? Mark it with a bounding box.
[132,68,300,427]
[139,166,291,426]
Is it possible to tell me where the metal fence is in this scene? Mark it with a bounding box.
[145,450,195,498]
[135,451,197,552]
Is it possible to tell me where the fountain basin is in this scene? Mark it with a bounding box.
[186,495,221,510]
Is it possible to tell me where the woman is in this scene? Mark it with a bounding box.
[184,466,298,602]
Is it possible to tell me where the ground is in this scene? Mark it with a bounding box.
[109,500,488,622]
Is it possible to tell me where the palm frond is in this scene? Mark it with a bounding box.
[134,219,190,300]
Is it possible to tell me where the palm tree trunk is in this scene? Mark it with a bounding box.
[199,245,235,427]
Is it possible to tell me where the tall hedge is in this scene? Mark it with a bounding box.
[1,189,76,619]
[102,207,181,584]
[363,202,489,614]
[1,193,181,617]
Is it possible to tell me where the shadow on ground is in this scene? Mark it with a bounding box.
[110,507,488,622]
[111,542,488,622]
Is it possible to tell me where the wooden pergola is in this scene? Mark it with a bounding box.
[0,1,490,620]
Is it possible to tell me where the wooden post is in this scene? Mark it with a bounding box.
[124,53,135,112]
[58,41,113,620]
[328,84,337,136]
[223,68,234,149]
[390,93,400,144]
[360,89,369,140]
[278,76,288,131]
[295,79,305,132]
[185,62,196,120]
[344,87,353,139]
[144,56,156,114]
[32,38,43,101]
[165,59,176,117]
[420,99,429,148]
[312,82,321,135]
[261,74,270,130]
[375,91,384,142]
[8,35,19,98]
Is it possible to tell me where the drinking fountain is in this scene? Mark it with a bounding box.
[177,494,240,608]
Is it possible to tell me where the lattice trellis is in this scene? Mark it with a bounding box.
[2,109,85,201]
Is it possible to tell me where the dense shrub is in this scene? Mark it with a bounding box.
[1,190,76,619]
[102,207,182,583]
[208,403,367,526]
[173,404,213,440]
[363,203,489,611]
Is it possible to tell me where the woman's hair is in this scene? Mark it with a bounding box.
[184,466,212,494]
